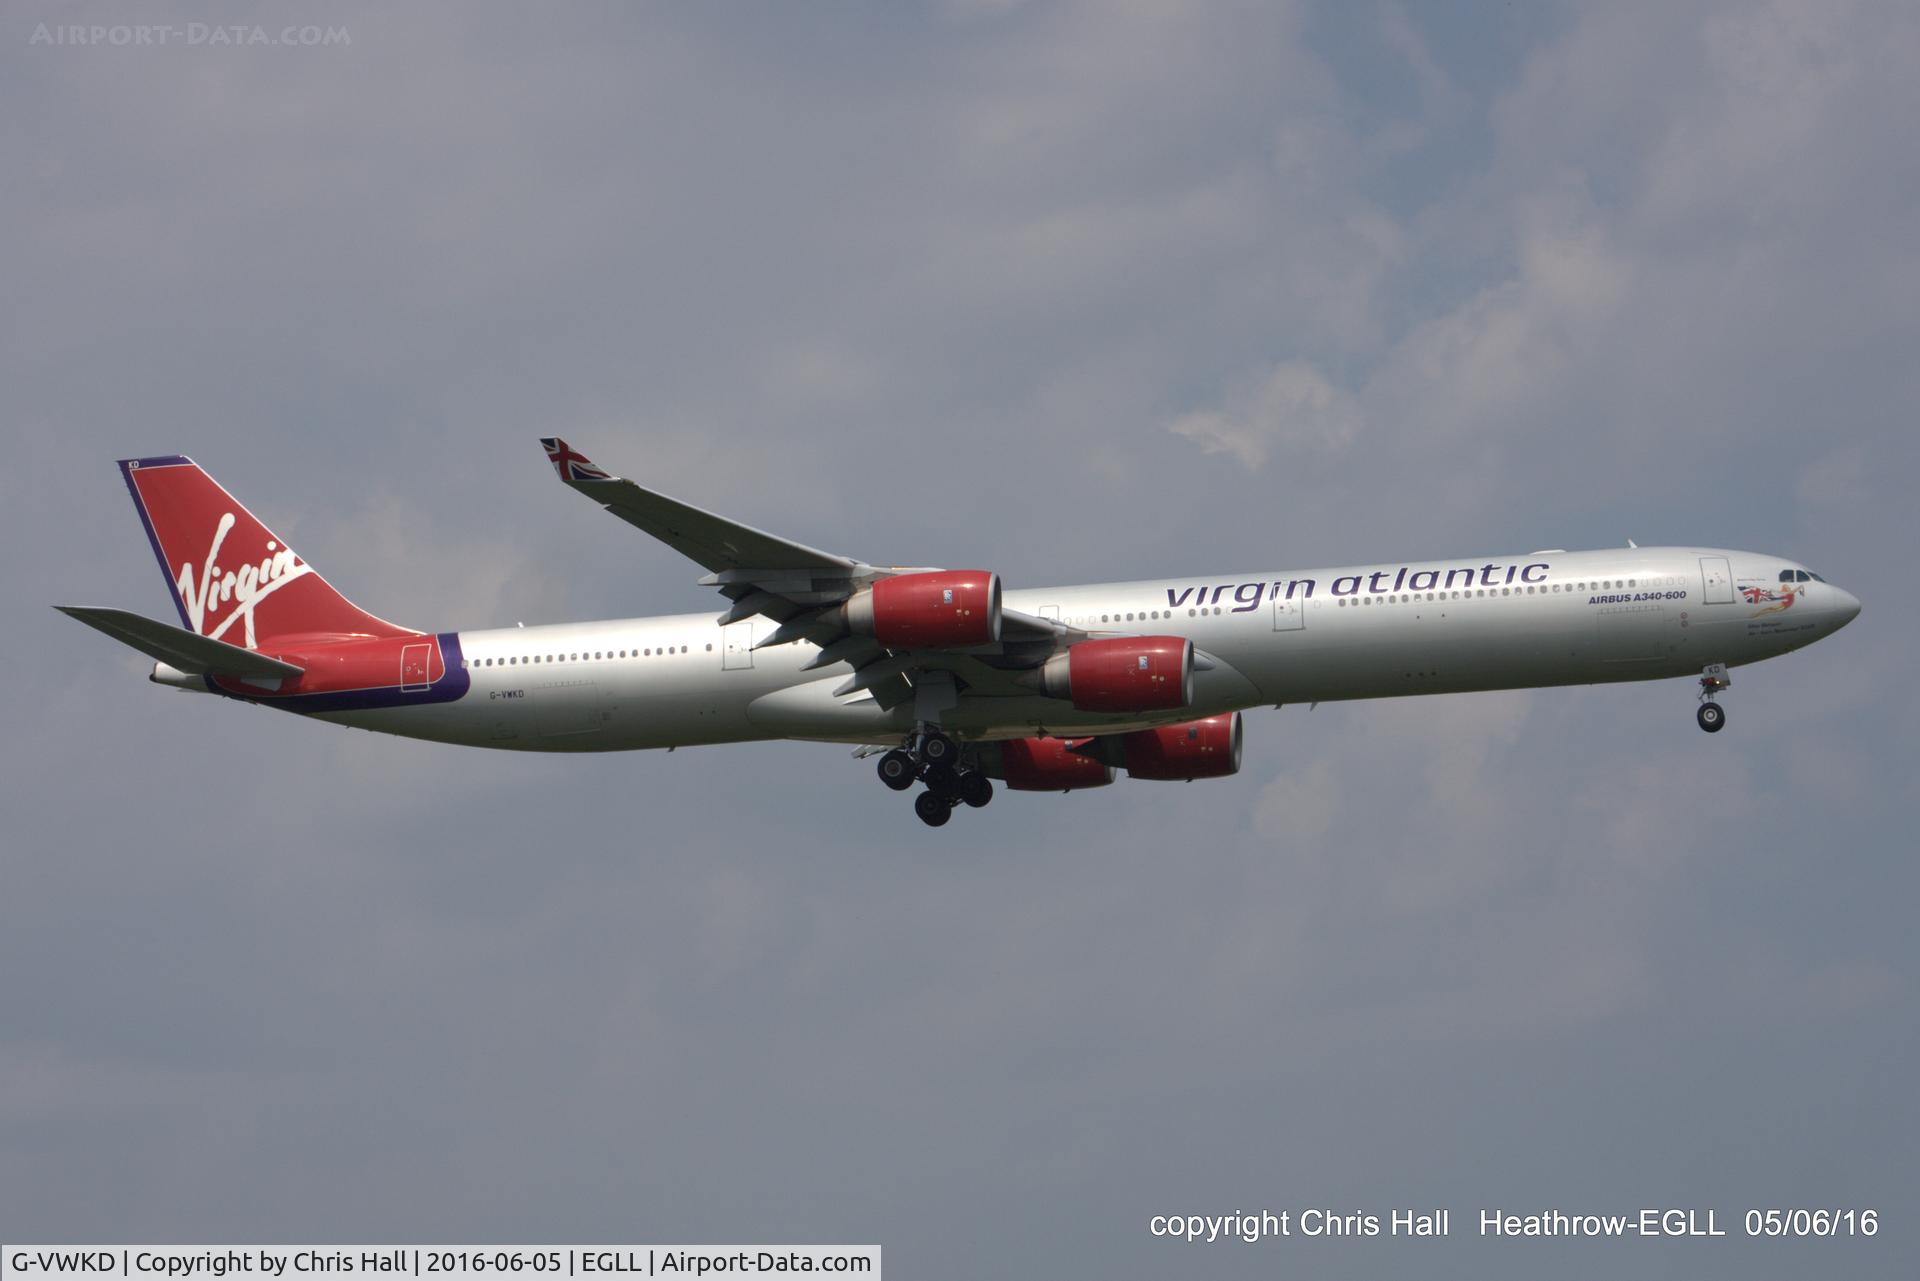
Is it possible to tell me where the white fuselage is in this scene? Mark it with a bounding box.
[301,546,1859,752]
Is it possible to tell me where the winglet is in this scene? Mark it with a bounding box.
[540,437,615,483]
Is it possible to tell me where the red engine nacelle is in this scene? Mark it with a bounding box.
[1118,713,1243,781]
[994,737,1116,792]
[846,570,1001,648]
[1038,635,1193,712]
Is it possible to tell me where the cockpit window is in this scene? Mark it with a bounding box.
[1780,570,1795,582]
[1809,571,1826,582]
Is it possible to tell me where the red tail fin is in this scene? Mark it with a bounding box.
[120,455,415,648]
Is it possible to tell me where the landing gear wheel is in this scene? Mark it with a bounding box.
[914,791,953,827]
[1697,702,1726,733]
[919,732,956,767]
[923,763,960,799]
[957,771,994,809]
[877,750,917,791]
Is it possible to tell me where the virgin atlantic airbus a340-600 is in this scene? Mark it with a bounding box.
[60,441,1861,826]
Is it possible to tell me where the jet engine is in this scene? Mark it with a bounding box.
[990,736,1116,791]
[1036,635,1193,712]
[1115,713,1242,781]
[845,570,1001,648]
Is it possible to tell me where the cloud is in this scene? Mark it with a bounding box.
[1254,756,1338,839]
[1167,359,1365,467]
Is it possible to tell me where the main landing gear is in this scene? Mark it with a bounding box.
[878,726,994,827]
[1696,663,1730,733]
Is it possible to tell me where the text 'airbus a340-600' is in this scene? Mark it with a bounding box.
[60,441,1860,826]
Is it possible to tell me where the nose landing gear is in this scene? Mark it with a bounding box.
[1697,663,1730,733]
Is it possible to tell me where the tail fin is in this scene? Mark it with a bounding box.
[119,455,415,649]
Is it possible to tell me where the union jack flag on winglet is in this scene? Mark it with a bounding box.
[541,437,613,483]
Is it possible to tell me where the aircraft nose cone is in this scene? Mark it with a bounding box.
[1832,587,1862,627]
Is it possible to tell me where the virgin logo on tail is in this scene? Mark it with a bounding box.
[177,511,313,647]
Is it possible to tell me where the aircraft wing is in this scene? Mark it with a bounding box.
[540,438,858,577]
[538,439,1085,711]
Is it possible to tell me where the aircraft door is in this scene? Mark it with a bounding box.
[1272,592,1304,631]
[722,621,755,670]
[1700,556,1734,604]
[400,642,432,690]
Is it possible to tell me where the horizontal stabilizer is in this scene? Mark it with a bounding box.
[55,606,306,680]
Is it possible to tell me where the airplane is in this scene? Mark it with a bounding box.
[58,441,1862,827]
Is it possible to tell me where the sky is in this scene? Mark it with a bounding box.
[3,1,1915,1276]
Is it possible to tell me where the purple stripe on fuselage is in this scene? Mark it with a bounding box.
[212,633,473,715]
